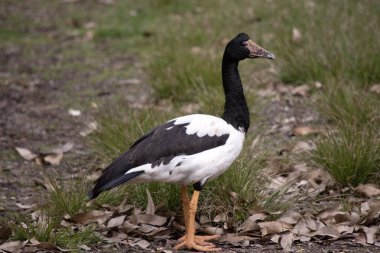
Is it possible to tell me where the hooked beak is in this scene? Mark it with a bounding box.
[244,39,275,60]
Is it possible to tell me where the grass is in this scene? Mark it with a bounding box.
[7,169,101,250]
[262,0,380,86]
[311,84,380,187]
[10,213,100,250]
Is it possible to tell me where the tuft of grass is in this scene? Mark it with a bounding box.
[311,125,379,187]
[10,212,100,250]
[311,84,380,187]
[43,169,90,219]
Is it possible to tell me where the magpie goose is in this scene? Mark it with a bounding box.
[88,33,275,251]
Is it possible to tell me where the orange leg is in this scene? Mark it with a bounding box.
[174,187,221,251]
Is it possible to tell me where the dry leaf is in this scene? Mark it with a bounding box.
[369,84,380,94]
[129,239,150,249]
[120,221,139,233]
[238,217,260,233]
[129,214,167,226]
[213,212,228,223]
[15,147,38,161]
[280,232,294,252]
[52,142,74,153]
[0,240,27,252]
[145,189,155,215]
[355,184,380,197]
[80,121,98,136]
[107,215,126,229]
[72,210,113,225]
[102,231,128,243]
[291,84,309,96]
[200,226,225,235]
[248,211,268,221]
[278,211,302,225]
[15,203,36,209]
[79,245,91,251]
[335,225,354,234]
[292,220,309,235]
[43,152,63,165]
[220,233,254,243]
[292,27,302,42]
[258,221,293,236]
[68,108,81,116]
[311,226,340,238]
[293,126,318,136]
[271,234,280,243]
[292,141,314,153]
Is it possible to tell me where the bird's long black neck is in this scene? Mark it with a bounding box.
[221,57,250,132]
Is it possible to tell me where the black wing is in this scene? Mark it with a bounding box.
[88,119,229,199]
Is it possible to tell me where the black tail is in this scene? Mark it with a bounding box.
[87,170,144,199]
[87,150,144,199]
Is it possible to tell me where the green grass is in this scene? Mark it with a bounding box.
[261,0,380,85]
[10,213,100,250]
[311,85,380,187]
[43,169,90,219]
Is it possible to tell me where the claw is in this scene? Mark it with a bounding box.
[174,234,221,251]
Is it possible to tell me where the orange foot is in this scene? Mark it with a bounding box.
[174,234,221,251]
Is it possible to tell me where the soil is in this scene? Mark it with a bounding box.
[0,1,379,252]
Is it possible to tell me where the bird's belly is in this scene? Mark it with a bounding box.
[131,130,245,186]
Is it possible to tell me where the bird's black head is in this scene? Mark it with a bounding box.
[224,33,275,62]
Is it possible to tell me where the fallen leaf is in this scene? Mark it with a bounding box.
[145,189,155,215]
[278,211,302,225]
[52,142,74,153]
[102,231,128,243]
[355,184,380,197]
[369,84,380,94]
[72,210,113,225]
[293,126,319,136]
[248,211,268,221]
[107,215,126,229]
[311,226,340,238]
[68,108,81,116]
[79,245,91,251]
[0,240,27,252]
[129,214,167,226]
[15,147,38,161]
[15,203,36,209]
[280,232,294,252]
[80,121,98,136]
[292,27,302,42]
[292,141,315,153]
[43,152,63,165]
[271,234,280,244]
[314,81,323,89]
[292,220,309,235]
[238,217,260,233]
[258,221,293,236]
[213,212,228,223]
[120,221,139,233]
[129,239,150,249]
[220,233,254,243]
[200,226,225,235]
[291,84,309,96]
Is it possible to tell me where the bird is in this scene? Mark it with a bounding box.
[88,33,275,252]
